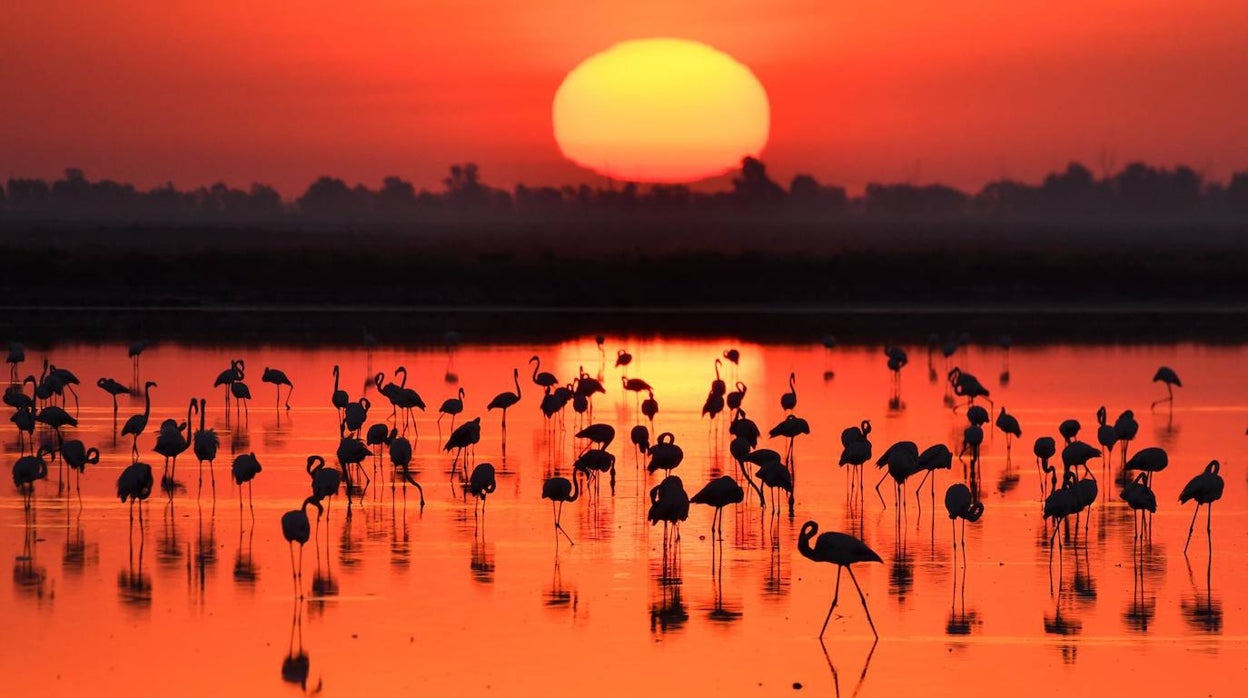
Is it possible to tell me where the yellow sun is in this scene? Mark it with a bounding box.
[553,38,770,183]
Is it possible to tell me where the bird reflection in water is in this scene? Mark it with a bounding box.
[763,525,789,597]
[62,505,93,576]
[1043,589,1082,664]
[233,525,259,589]
[1182,554,1222,634]
[820,639,877,698]
[15,505,50,603]
[282,600,323,695]
[192,499,217,606]
[389,497,412,571]
[650,542,687,633]
[706,539,742,624]
[543,556,578,616]
[471,521,496,584]
[1123,534,1156,633]
[157,497,184,572]
[118,520,152,609]
[889,533,914,605]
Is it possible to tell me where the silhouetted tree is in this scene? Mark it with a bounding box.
[865,183,967,217]
[789,173,847,212]
[1041,162,1105,215]
[974,179,1040,217]
[732,157,785,205]
[298,177,367,218]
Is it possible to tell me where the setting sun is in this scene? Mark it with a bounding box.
[552,38,770,183]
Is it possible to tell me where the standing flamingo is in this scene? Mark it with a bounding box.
[1179,460,1224,554]
[530,355,558,389]
[117,461,155,524]
[798,521,882,638]
[944,483,984,550]
[466,462,497,515]
[262,367,294,410]
[121,381,157,457]
[615,349,632,368]
[62,439,100,500]
[487,368,521,431]
[438,387,465,431]
[1151,366,1181,410]
[281,496,322,597]
[97,377,131,414]
[541,465,585,545]
[192,398,219,492]
[690,475,744,540]
[330,365,349,415]
[780,372,797,412]
[232,453,262,512]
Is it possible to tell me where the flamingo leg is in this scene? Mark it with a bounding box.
[847,566,878,638]
[820,566,843,638]
[1183,503,1201,554]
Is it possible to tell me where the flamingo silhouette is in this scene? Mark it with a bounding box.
[798,521,882,638]
[780,372,797,412]
[438,387,465,431]
[1179,460,1224,554]
[192,398,219,493]
[541,465,585,545]
[117,461,154,524]
[1151,366,1181,410]
[690,475,744,539]
[944,483,983,550]
[121,381,157,457]
[96,377,131,414]
[281,496,322,597]
[231,453,262,512]
[262,367,294,410]
[487,368,521,431]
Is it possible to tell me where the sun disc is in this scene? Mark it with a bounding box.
[553,38,770,183]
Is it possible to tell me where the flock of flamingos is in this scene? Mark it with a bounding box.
[4,336,1228,639]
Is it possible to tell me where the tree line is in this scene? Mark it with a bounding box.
[3,158,1248,225]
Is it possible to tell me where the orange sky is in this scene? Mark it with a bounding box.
[3,1,1247,196]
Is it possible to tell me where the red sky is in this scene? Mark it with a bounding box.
[3,1,1247,196]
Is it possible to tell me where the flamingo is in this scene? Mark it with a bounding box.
[438,387,465,431]
[121,381,157,457]
[839,420,873,495]
[487,368,521,430]
[1125,446,1168,489]
[944,483,983,550]
[3,375,36,411]
[575,423,615,451]
[615,349,632,368]
[729,409,761,447]
[11,405,34,451]
[281,496,322,597]
[780,372,797,412]
[61,439,99,499]
[647,475,689,543]
[307,455,342,513]
[192,398,219,492]
[769,414,810,465]
[797,521,882,638]
[230,374,252,421]
[646,432,684,475]
[726,381,747,413]
[154,398,194,489]
[709,358,726,397]
[262,367,294,410]
[213,359,244,404]
[35,404,77,452]
[630,424,650,455]
[5,341,24,381]
[231,452,262,511]
[1058,419,1080,445]
[97,377,131,413]
[1151,366,1181,410]
[622,376,653,413]
[13,447,51,507]
[336,424,372,493]
[914,444,954,504]
[640,390,659,424]
[1095,407,1117,462]
[128,340,149,373]
[995,407,1022,453]
[330,365,349,415]
[117,461,154,524]
[1034,436,1057,492]
[574,449,616,491]
[48,363,81,413]
[690,475,744,539]
[1179,460,1224,554]
[530,355,558,389]
[541,465,585,545]
[1119,472,1156,541]
[948,367,991,411]
[466,462,497,515]
[444,417,482,481]
[701,391,724,423]
[389,437,425,509]
[1113,410,1139,467]
[343,396,370,435]
[875,440,920,508]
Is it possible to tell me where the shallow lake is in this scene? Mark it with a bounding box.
[3,335,1246,696]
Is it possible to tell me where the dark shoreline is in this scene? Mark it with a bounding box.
[2,304,1245,347]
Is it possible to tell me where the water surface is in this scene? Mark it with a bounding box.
[3,337,1246,696]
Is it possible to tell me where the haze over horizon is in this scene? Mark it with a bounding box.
[4,1,1247,198]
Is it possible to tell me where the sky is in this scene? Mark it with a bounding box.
[3,0,1247,197]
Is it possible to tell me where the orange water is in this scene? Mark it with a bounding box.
[3,339,1246,696]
